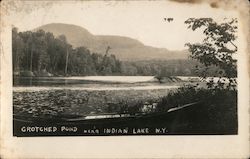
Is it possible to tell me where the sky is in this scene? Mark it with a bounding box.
[7,1,238,50]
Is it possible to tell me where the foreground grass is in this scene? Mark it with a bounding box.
[156,86,237,133]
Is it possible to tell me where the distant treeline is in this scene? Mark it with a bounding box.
[120,60,218,76]
[12,28,122,76]
[13,28,220,77]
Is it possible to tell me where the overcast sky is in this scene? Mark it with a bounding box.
[8,1,238,50]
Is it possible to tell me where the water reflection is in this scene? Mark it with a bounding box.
[13,76,107,87]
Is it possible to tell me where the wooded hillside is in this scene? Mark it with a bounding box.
[12,28,220,77]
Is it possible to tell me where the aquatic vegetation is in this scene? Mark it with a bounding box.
[13,89,172,118]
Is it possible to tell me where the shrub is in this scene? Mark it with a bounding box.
[156,85,237,112]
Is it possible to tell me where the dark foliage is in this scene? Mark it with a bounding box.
[156,85,237,112]
[13,27,223,77]
[105,100,144,115]
[185,18,238,89]
[12,28,122,76]
[155,85,237,133]
[121,60,221,77]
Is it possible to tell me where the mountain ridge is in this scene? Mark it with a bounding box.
[35,23,189,60]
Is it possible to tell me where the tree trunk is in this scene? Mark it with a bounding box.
[30,44,33,72]
[65,47,69,75]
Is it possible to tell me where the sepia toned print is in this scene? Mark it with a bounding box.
[11,2,239,137]
[1,0,249,158]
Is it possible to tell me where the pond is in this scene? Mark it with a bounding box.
[13,76,184,118]
[14,76,156,85]
[13,76,182,90]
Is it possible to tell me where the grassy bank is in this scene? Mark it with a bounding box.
[156,86,238,133]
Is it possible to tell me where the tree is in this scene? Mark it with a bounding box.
[13,28,123,76]
[33,30,49,72]
[58,35,71,75]
[18,31,33,71]
[185,18,238,89]
[12,27,24,72]
[45,32,56,73]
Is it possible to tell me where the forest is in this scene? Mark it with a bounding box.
[12,28,219,77]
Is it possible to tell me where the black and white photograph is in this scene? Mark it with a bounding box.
[11,1,239,136]
[0,0,249,158]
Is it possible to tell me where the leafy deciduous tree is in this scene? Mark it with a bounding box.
[185,18,238,89]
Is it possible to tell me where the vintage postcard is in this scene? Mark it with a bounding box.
[0,0,249,158]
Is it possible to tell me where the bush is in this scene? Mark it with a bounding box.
[20,71,35,77]
[156,85,237,112]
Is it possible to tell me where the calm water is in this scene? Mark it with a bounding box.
[13,76,181,91]
[13,76,180,118]
[14,76,156,85]
[13,76,233,120]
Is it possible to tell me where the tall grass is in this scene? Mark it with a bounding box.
[156,85,237,112]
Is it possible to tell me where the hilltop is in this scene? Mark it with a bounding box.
[36,23,189,60]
